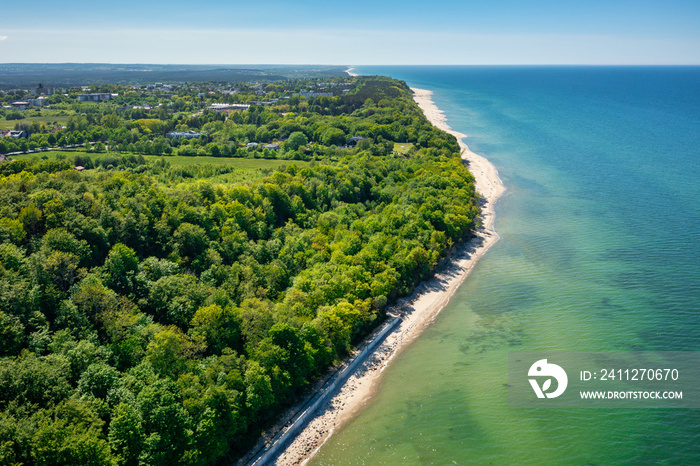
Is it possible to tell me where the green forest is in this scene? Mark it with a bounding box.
[0,77,479,465]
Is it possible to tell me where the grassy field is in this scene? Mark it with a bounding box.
[142,155,308,170]
[9,150,87,162]
[11,150,307,169]
[393,142,414,154]
[0,110,76,131]
[146,155,311,184]
[9,150,310,185]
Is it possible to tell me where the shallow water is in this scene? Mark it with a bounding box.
[311,66,700,464]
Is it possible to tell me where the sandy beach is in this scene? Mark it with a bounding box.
[251,87,505,466]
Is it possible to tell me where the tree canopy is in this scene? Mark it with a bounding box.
[0,76,479,464]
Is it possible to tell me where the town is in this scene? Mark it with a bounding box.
[0,78,360,159]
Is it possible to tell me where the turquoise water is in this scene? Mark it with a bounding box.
[312,67,700,464]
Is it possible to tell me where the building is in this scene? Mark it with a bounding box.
[208,103,250,112]
[27,97,49,107]
[263,143,280,150]
[250,84,266,96]
[7,131,29,139]
[31,84,56,96]
[297,91,334,98]
[78,93,116,102]
[346,136,367,147]
[11,102,30,110]
[166,131,208,139]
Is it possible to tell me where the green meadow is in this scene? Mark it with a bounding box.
[0,110,76,131]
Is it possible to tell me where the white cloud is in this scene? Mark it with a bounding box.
[0,35,8,41]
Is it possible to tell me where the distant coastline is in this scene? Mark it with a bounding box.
[258,86,505,465]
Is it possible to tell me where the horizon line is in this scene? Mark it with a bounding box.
[2,63,700,67]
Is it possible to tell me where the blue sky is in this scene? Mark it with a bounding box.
[1,0,699,64]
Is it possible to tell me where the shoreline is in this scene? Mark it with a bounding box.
[252,86,506,466]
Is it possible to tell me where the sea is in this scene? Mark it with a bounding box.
[310,66,700,464]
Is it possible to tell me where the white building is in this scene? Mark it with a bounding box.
[78,93,116,102]
[208,103,250,112]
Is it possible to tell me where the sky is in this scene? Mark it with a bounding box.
[1,0,699,64]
